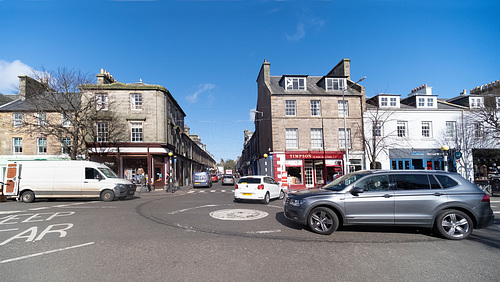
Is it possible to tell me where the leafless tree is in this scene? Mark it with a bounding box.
[19,67,127,160]
[361,105,398,169]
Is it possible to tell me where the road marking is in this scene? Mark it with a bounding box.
[246,229,281,234]
[0,211,23,215]
[210,190,216,193]
[187,191,196,194]
[168,204,218,215]
[221,190,226,193]
[0,228,19,232]
[0,242,95,264]
[210,209,269,221]
[28,207,51,211]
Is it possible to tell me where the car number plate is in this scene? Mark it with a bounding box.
[195,183,200,185]
[242,193,252,196]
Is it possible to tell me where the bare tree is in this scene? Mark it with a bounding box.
[19,67,127,160]
[362,105,398,169]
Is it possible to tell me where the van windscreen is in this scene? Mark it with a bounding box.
[99,167,118,178]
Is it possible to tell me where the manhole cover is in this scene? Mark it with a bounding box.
[209,209,269,221]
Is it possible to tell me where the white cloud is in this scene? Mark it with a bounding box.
[286,23,306,42]
[0,60,34,94]
[186,83,216,103]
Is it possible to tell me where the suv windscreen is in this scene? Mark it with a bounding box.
[323,172,370,191]
[238,177,261,184]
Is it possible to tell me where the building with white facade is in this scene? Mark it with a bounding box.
[364,84,473,179]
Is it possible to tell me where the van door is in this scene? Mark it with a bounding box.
[4,163,20,196]
[83,167,105,197]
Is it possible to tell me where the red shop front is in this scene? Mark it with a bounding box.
[273,151,344,191]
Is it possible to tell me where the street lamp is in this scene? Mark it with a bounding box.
[441,145,449,171]
[168,151,173,192]
[263,153,268,176]
[342,76,366,175]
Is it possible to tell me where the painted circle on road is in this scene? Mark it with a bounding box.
[209,209,269,221]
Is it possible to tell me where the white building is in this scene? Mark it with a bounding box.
[364,84,473,179]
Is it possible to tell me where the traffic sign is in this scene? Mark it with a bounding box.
[455,152,462,159]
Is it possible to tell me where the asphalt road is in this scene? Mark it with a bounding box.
[0,181,499,282]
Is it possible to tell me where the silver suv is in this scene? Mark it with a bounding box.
[284,170,494,240]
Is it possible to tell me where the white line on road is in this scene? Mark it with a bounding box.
[246,230,281,234]
[0,242,95,264]
[0,228,19,232]
[168,204,218,215]
[28,207,51,211]
[0,211,23,215]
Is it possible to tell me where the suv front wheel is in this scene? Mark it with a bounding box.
[308,207,339,235]
[434,209,473,240]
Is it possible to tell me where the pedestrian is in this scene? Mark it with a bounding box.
[165,173,171,192]
[138,173,149,193]
[137,167,144,183]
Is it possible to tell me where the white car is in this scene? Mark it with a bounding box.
[234,175,285,204]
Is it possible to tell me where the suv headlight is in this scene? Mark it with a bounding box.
[289,198,306,207]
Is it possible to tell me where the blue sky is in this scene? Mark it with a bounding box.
[1,0,499,162]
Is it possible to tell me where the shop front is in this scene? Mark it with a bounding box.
[389,148,456,171]
[273,151,344,191]
[88,142,175,190]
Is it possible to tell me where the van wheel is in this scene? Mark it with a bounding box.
[21,191,35,203]
[101,190,115,202]
[279,190,285,200]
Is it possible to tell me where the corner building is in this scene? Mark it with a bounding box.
[253,59,366,190]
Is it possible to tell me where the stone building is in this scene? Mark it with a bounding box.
[81,70,215,189]
[241,59,366,190]
[0,76,75,163]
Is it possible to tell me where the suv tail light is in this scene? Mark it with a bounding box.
[481,194,490,202]
[235,184,238,189]
[257,184,264,190]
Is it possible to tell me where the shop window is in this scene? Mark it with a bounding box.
[286,167,302,184]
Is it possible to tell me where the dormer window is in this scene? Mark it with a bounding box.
[416,97,436,109]
[470,97,484,108]
[325,78,345,91]
[284,77,306,90]
[379,95,400,108]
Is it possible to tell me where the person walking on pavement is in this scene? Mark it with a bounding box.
[138,173,149,193]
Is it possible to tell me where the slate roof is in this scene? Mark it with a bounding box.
[268,76,362,96]
[0,94,16,106]
[0,92,82,112]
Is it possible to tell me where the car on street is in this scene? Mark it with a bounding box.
[193,172,212,188]
[210,174,218,182]
[222,175,235,186]
[284,170,494,240]
[234,175,285,204]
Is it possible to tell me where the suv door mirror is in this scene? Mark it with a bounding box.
[350,187,364,196]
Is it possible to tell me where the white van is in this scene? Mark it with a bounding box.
[1,160,135,203]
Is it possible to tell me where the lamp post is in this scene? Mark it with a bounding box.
[342,76,366,175]
[441,145,449,171]
[263,153,268,176]
[168,151,173,192]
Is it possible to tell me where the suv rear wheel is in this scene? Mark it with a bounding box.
[308,207,339,235]
[434,209,472,240]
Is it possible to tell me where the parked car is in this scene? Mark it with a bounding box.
[234,175,285,204]
[284,170,494,240]
[222,175,235,186]
[193,172,212,188]
[210,174,218,182]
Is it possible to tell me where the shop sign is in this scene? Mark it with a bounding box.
[285,160,302,167]
[285,152,343,159]
[325,159,343,167]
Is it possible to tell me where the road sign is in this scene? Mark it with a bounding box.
[455,152,462,159]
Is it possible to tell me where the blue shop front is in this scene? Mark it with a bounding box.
[389,148,456,171]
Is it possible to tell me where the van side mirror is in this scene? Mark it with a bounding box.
[350,187,364,196]
[97,174,104,181]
